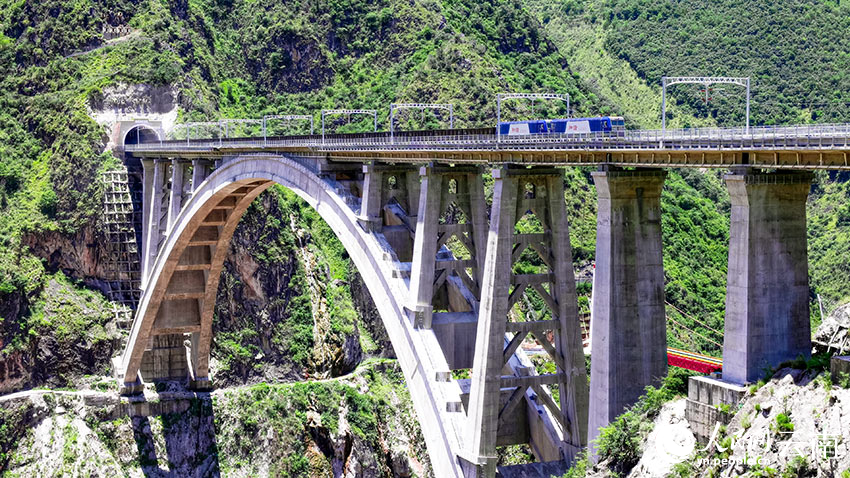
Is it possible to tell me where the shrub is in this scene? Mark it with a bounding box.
[838,372,850,389]
[596,414,642,473]
[558,452,588,478]
[594,368,687,474]
[817,372,833,391]
[772,413,794,435]
[741,412,751,430]
[781,455,815,478]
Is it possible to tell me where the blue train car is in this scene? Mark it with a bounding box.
[498,120,549,135]
[499,116,625,136]
[550,117,611,134]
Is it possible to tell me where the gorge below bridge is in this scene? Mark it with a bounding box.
[115,122,850,477]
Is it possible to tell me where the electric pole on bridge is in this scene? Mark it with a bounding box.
[661,76,751,142]
[496,93,570,143]
[321,109,378,145]
[219,118,263,146]
[262,115,314,145]
[389,103,453,144]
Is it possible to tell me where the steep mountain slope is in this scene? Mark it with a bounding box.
[523,0,850,340]
[1,0,849,474]
[599,0,850,126]
[0,360,430,477]
[0,0,610,392]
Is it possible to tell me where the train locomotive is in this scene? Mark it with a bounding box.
[498,116,626,136]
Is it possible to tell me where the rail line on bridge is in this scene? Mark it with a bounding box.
[116,118,844,477]
[125,123,850,169]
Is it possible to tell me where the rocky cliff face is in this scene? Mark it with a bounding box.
[0,275,125,394]
[815,302,850,355]
[0,361,431,478]
[211,187,384,386]
[590,368,850,478]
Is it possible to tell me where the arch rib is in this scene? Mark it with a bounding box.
[118,154,466,478]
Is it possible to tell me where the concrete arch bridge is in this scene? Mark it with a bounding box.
[118,123,840,476]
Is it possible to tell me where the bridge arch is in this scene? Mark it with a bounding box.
[119,154,464,476]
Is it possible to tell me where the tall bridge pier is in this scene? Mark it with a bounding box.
[588,168,668,450]
[461,167,589,475]
[723,169,813,384]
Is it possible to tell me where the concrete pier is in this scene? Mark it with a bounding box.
[359,163,383,231]
[408,166,487,329]
[588,168,667,449]
[142,160,166,287]
[722,171,813,384]
[464,168,519,474]
[464,168,588,474]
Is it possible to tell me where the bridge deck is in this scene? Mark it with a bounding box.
[125,123,850,169]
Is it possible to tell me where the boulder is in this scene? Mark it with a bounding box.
[814,302,850,354]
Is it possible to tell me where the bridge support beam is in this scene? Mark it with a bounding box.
[408,166,487,330]
[191,159,210,194]
[359,163,420,225]
[168,159,186,231]
[588,168,667,451]
[463,167,588,474]
[142,160,167,289]
[360,163,384,231]
[141,159,155,287]
[722,170,812,384]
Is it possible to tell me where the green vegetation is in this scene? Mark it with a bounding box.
[593,367,694,475]
[772,413,794,435]
[0,0,619,389]
[661,170,729,355]
[598,0,850,126]
[558,452,589,478]
[524,0,712,129]
[213,186,370,382]
[808,171,850,308]
[0,401,37,473]
[778,352,834,374]
[781,455,815,478]
[211,360,426,476]
[2,0,850,394]
[838,371,850,389]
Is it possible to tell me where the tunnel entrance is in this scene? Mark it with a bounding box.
[123,125,161,146]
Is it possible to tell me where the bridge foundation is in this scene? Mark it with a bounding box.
[722,170,813,384]
[463,167,588,474]
[588,168,667,451]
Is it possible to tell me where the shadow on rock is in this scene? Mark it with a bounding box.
[131,393,221,478]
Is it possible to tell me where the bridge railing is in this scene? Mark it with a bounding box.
[123,123,850,153]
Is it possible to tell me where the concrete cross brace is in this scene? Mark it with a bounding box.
[465,167,588,473]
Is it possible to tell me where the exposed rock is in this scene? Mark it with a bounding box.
[628,399,695,478]
[815,302,850,354]
[0,351,30,394]
[243,32,334,94]
[350,264,395,359]
[1,362,431,477]
[21,227,109,289]
[650,368,850,477]
[213,193,305,385]
[89,83,179,150]
[212,189,384,385]
[0,277,124,394]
